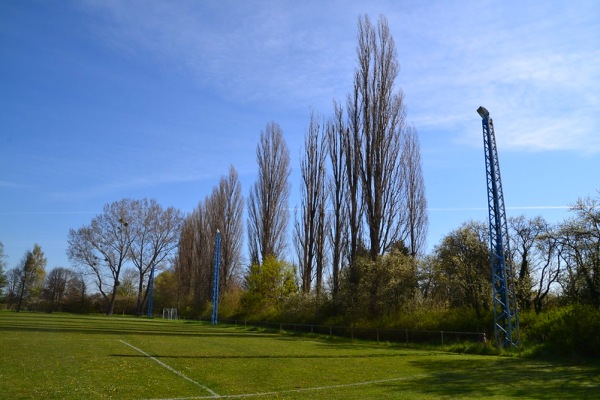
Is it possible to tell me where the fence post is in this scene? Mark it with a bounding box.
[377,329,380,344]
[441,331,444,345]
[405,330,409,344]
[329,326,332,337]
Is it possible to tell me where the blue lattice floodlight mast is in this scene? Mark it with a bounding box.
[147,264,155,318]
[211,230,222,326]
[477,106,520,348]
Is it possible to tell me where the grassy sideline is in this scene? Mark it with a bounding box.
[1,312,598,399]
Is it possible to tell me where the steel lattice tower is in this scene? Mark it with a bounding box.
[477,106,520,348]
[147,264,155,318]
[211,230,222,326]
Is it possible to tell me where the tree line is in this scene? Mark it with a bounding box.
[0,242,87,313]
[166,14,428,319]
[1,194,598,319]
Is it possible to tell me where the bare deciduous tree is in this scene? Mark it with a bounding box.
[43,267,74,312]
[554,196,600,307]
[295,112,328,294]
[326,102,349,295]
[216,166,245,292]
[68,199,136,315]
[128,198,183,316]
[344,80,363,275]
[509,215,546,310]
[530,223,561,313]
[176,202,212,311]
[173,214,196,309]
[0,241,7,297]
[401,126,428,257]
[173,167,244,316]
[351,14,407,260]
[248,122,291,265]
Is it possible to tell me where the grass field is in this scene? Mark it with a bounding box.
[1,312,599,399]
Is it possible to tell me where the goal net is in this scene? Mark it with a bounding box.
[162,308,178,320]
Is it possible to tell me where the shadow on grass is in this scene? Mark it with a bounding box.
[382,358,600,399]
[0,324,276,338]
[111,353,424,360]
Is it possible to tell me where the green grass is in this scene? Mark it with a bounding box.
[1,312,599,399]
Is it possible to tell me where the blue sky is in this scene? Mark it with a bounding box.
[1,0,599,272]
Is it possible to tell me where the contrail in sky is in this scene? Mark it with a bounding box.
[428,206,570,212]
[0,211,98,215]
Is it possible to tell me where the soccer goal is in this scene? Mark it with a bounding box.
[162,308,178,320]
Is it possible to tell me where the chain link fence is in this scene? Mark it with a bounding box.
[220,320,486,345]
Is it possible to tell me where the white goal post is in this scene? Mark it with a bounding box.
[162,308,178,320]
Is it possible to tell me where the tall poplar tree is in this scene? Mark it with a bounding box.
[350,14,407,260]
[247,122,291,265]
[401,126,428,257]
[295,112,328,294]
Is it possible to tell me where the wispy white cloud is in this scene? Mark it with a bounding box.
[82,0,357,111]
[79,0,600,154]
[45,168,222,202]
[392,1,600,154]
[0,180,29,189]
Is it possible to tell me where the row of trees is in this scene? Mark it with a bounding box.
[0,14,425,318]
[3,192,598,321]
[66,198,183,316]
[3,14,423,320]
[166,14,428,317]
[163,190,599,323]
[0,243,88,313]
[173,166,244,315]
[423,197,600,319]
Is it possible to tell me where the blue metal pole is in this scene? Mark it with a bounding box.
[478,106,519,348]
[211,230,222,326]
[147,264,155,318]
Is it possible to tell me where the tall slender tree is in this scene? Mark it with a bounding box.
[351,14,407,260]
[173,167,244,316]
[326,103,349,295]
[295,112,328,294]
[247,122,291,265]
[15,244,46,311]
[401,126,428,257]
[344,81,363,273]
[216,166,245,292]
[0,241,7,297]
[177,201,212,311]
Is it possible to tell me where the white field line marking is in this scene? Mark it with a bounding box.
[143,373,430,400]
[119,340,219,397]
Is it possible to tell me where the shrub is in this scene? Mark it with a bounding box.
[525,305,600,357]
[240,256,297,320]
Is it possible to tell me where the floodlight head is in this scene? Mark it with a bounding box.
[477,106,490,119]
